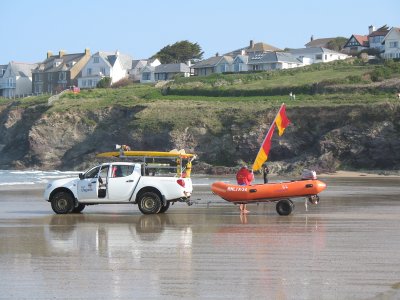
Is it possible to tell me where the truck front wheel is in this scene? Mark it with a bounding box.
[138,192,162,215]
[51,191,74,214]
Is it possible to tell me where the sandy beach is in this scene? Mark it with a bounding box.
[1,174,400,299]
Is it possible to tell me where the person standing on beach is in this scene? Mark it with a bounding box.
[236,165,254,213]
[262,164,269,184]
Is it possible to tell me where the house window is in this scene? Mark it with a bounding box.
[87,68,92,76]
[389,41,399,48]
[316,54,322,60]
[142,72,151,80]
[94,57,99,63]
[100,67,106,75]
[48,73,52,81]
[59,72,66,81]
[88,79,92,87]
[82,80,86,87]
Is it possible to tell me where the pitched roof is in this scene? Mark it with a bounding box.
[382,27,400,43]
[97,51,133,69]
[155,63,190,73]
[131,59,148,69]
[34,51,89,73]
[248,52,301,64]
[8,61,38,77]
[191,56,233,68]
[353,35,369,47]
[305,37,336,48]
[225,42,282,56]
[288,47,343,55]
[369,25,389,37]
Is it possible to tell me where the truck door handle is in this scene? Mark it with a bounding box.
[126,180,134,183]
[91,181,97,184]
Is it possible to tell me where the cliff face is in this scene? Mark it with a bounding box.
[1,102,399,173]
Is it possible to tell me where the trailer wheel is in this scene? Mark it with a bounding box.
[138,192,162,215]
[158,201,170,214]
[51,191,74,214]
[276,199,294,216]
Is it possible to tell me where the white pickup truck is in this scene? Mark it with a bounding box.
[44,162,193,215]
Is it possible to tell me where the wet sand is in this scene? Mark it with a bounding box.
[1,176,400,299]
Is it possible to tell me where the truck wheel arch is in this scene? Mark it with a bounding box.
[135,187,164,205]
[50,187,76,203]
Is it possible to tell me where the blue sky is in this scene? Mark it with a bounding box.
[2,0,399,63]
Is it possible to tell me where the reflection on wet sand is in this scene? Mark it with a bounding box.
[1,176,400,298]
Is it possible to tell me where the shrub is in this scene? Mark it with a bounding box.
[97,77,112,88]
[112,78,133,88]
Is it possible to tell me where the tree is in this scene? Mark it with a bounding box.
[152,40,204,64]
[97,77,111,88]
[326,37,348,52]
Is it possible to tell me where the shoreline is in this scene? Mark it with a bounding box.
[318,170,400,178]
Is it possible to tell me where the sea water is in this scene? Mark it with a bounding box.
[0,170,80,186]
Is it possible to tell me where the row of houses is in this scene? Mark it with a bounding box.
[1,25,399,99]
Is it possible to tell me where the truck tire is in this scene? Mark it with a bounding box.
[71,203,85,213]
[51,191,74,214]
[159,201,170,213]
[138,192,162,215]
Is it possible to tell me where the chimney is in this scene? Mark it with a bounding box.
[47,51,53,59]
[369,25,376,34]
[115,49,120,56]
[250,40,254,48]
[215,52,219,57]
[85,48,90,56]
[59,50,65,58]
[310,35,314,41]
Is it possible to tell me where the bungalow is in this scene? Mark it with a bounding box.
[382,27,400,59]
[140,63,190,83]
[232,55,249,72]
[32,49,90,94]
[78,51,133,89]
[0,61,37,98]
[190,55,233,76]
[288,47,349,65]
[247,52,302,71]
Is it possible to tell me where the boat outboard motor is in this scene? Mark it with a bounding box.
[301,169,317,180]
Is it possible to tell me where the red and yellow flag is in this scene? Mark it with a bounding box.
[252,104,291,171]
[275,104,291,136]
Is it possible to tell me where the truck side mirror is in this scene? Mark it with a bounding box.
[79,173,84,179]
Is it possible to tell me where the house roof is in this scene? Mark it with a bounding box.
[288,47,344,55]
[369,25,389,37]
[33,51,89,73]
[131,59,148,69]
[248,52,301,64]
[225,42,281,57]
[97,51,133,70]
[8,61,38,77]
[382,27,400,43]
[155,63,190,73]
[305,37,336,48]
[233,55,249,64]
[191,56,233,68]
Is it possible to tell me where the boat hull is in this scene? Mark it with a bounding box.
[211,179,327,203]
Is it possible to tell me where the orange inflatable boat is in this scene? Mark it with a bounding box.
[211,172,327,215]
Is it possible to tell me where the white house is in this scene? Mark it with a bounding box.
[78,51,133,88]
[382,27,400,59]
[288,47,349,65]
[232,55,249,72]
[129,58,160,82]
[0,61,37,98]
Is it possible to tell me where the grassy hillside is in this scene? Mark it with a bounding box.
[1,59,399,114]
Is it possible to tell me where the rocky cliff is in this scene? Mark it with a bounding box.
[1,101,399,174]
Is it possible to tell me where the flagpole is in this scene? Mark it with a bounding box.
[252,103,285,171]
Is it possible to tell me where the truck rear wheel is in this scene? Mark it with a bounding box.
[138,192,162,215]
[51,191,74,214]
[159,201,170,214]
